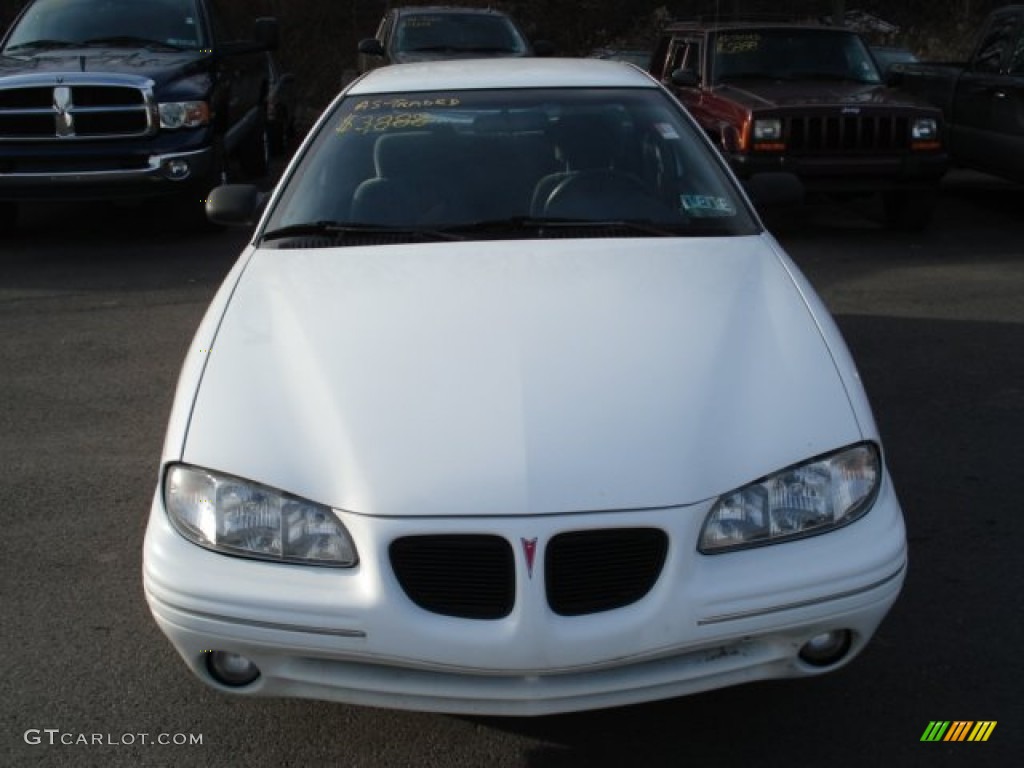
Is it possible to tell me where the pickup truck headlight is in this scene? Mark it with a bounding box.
[699,443,880,554]
[164,464,358,566]
[159,101,210,129]
[911,118,938,141]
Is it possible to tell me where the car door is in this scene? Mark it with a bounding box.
[951,10,1024,179]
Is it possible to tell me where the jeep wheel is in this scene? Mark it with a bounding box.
[883,190,937,232]
[240,113,271,179]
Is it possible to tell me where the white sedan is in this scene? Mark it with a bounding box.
[143,58,907,716]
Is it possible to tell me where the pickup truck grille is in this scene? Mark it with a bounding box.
[786,115,910,153]
[0,84,153,140]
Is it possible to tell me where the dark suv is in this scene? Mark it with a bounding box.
[0,0,278,227]
[651,20,948,229]
[357,5,550,73]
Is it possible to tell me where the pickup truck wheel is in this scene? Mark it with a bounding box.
[240,114,271,179]
[883,190,937,231]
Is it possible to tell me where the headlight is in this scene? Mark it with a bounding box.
[911,118,938,141]
[699,443,880,554]
[752,118,782,141]
[158,101,210,129]
[164,464,358,566]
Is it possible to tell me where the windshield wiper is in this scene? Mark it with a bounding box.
[259,221,466,244]
[4,39,79,52]
[442,216,688,237]
[82,36,185,51]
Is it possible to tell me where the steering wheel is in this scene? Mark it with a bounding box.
[543,169,677,221]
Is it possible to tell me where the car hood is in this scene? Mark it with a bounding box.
[713,81,933,111]
[182,237,862,517]
[0,49,207,85]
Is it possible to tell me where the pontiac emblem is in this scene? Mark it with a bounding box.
[521,537,538,579]
[53,86,74,137]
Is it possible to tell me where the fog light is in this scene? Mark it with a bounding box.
[798,630,852,667]
[205,651,260,687]
[165,159,192,181]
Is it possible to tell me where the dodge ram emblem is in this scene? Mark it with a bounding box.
[53,86,74,137]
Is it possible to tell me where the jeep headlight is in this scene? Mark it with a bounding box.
[752,117,782,141]
[159,100,210,129]
[699,443,880,553]
[164,464,358,566]
[911,117,938,141]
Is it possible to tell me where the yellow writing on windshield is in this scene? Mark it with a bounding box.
[353,97,461,111]
[717,34,760,54]
[336,112,433,135]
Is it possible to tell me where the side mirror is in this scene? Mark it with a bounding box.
[532,40,556,57]
[670,68,699,88]
[206,184,265,227]
[743,172,805,209]
[358,38,385,57]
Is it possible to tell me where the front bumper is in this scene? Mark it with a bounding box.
[0,123,220,202]
[730,151,948,192]
[143,474,907,716]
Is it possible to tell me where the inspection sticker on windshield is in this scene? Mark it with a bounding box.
[680,195,736,217]
[654,122,680,140]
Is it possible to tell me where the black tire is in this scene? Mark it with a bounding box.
[882,190,937,231]
[239,112,270,179]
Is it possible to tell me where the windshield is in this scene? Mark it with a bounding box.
[711,28,883,85]
[3,0,204,53]
[394,12,529,55]
[263,87,759,241]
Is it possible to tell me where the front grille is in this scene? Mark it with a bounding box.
[390,535,515,620]
[546,528,668,616]
[0,84,151,140]
[785,114,910,153]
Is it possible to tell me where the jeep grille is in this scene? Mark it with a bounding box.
[785,114,910,153]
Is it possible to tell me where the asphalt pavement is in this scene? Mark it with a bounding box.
[1,176,1021,767]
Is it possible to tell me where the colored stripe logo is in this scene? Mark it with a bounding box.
[921,721,997,742]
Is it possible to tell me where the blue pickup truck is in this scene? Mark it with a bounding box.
[893,5,1024,183]
[0,0,278,229]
